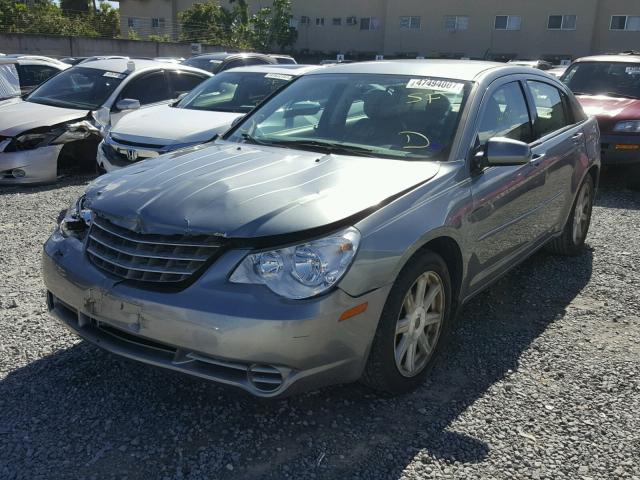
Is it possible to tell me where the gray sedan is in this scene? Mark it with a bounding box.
[42,60,600,397]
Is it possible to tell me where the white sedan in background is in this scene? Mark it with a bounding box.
[0,58,210,184]
[97,65,319,172]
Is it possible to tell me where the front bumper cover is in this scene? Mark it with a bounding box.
[600,134,640,165]
[42,231,390,397]
[0,145,62,184]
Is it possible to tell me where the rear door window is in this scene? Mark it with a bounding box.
[168,70,207,97]
[118,70,171,106]
[17,64,60,89]
[526,81,572,139]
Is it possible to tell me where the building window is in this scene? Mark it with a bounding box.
[332,17,342,26]
[346,16,358,26]
[611,15,640,31]
[400,16,421,29]
[300,16,310,26]
[151,18,165,29]
[495,15,522,30]
[444,15,469,31]
[316,17,325,26]
[361,17,381,30]
[548,15,576,30]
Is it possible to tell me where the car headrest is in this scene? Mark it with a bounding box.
[363,89,400,120]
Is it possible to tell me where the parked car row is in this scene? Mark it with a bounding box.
[4,48,639,397]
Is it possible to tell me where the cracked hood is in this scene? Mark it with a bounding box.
[0,99,87,137]
[111,104,242,146]
[85,141,440,238]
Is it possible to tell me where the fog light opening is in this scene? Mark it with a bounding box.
[247,364,283,392]
[11,168,26,178]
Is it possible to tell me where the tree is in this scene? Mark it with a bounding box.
[178,1,229,44]
[270,0,297,50]
[178,0,296,50]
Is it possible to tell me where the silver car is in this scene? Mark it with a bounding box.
[96,65,319,172]
[42,60,600,398]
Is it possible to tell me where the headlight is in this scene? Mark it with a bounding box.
[58,194,92,237]
[12,131,59,151]
[229,227,361,299]
[613,120,640,133]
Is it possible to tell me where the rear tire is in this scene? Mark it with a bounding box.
[361,250,452,394]
[547,174,594,256]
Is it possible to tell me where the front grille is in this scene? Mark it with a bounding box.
[86,216,222,284]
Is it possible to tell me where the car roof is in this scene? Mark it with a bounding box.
[191,52,270,61]
[4,54,67,65]
[573,54,640,64]
[306,59,509,81]
[0,58,18,65]
[78,58,208,74]
[222,64,320,75]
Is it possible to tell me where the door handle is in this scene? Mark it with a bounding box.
[571,132,584,143]
[530,153,545,167]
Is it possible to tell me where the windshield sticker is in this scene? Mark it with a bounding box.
[625,66,640,75]
[406,78,464,93]
[265,73,293,81]
[103,71,125,79]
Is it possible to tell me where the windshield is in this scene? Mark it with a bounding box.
[177,71,293,113]
[183,57,222,73]
[563,62,640,99]
[26,66,125,110]
[0,64,20,100]
[225,73,470,161]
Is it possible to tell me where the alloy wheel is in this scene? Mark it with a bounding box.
[572,181,592,245]
[394,271,445,377]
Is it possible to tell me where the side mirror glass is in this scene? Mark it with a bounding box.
[484,137,532,167]
[115,98,141,111]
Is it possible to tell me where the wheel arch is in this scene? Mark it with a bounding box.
[401,235,464,306]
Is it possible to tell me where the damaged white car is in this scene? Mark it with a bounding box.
[0,58,210,184]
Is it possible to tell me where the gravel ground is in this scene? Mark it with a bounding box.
[1,170,639,480]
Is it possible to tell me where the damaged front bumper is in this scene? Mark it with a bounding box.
[42,231,389,397]
[0,145,63,184]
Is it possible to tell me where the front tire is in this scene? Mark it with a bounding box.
[362,251,452,394]
[547,174,594,256]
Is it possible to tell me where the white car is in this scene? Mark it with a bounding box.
[0,58,210,184]
[4,55,70,94]
[97,64,318,172]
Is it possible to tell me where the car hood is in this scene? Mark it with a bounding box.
[577,94,640,118]
[111,105,242,146]
[85,141,440,239]
[0,99,87,137]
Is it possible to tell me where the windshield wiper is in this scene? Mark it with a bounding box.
[240,133,279,147]
[266,139,381,157]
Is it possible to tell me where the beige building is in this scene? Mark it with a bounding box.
[119,0,640,61]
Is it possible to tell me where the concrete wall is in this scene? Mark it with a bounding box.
[117,0,640,60]
[0,33,225,58]
[591,0,640,54]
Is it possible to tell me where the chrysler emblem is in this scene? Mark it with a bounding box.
[126,149,138,161]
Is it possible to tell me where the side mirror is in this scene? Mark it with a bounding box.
[484,137,532,167]
[231,115,245,127]
[283,101,322,119]
[115,98,140,111]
